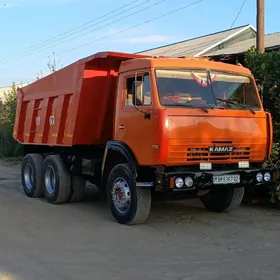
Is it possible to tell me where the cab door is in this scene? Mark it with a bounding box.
[115,70,156,165]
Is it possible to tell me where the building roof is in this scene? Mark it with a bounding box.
[206,32,280,56]
[138,24,256,57]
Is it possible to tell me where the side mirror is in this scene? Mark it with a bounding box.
[132,81,144,106]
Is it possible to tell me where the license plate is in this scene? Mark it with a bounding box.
[213,175,240,185]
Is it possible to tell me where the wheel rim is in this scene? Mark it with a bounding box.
[24,164,34,190]
[45,166,56,195]
[111,177,131,214]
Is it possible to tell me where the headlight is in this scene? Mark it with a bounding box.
[175,177,184,188]
[184,177,194,188]
[264,172,271,182]
[256,172,263,182]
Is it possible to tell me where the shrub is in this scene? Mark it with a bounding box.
[245,49,280,203]
[245,49,280,167]
[0,83,23,157]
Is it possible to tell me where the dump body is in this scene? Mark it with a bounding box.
[13,52,146,146]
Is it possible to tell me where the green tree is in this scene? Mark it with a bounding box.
[47,52,62,73]
[36,70,44,81]
[0,53,62,157]
[35,52,62,81]
[0,83,23,157]
[245,49,280,203]
[245,49,280,148]
[2,82,18,126]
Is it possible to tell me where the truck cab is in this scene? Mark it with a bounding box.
[115,56,273,166]
[104,56,276,223]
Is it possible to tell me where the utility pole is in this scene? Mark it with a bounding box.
[256,0,265,52]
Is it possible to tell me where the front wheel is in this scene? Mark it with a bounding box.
[200,186,244,212]
[107,163,151,225]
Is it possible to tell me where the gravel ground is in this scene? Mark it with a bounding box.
[0,159,280,280]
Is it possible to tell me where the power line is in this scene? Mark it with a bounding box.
[157,26,244,57]
[0,0,150,62]
[0,0,155,64]
[211,0,247,56]
[55,0,205,57]
[229,0,247,30]
[0,0,141,61]
[0,0,165,65]
[159,0,248,58]
[4,0,204,71]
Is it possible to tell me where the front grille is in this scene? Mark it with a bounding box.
[187,146,250,162]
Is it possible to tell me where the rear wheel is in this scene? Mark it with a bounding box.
[200,186,244,212]
[42,155,71,204]
[107,163,151,225]
[21,154,44,198]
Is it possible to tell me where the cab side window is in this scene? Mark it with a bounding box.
[125,77,134,107]
[124,74,152,107]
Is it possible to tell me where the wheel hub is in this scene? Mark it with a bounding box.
[111,178,131,213]
[45,166,56,195]
[24,164,34,190]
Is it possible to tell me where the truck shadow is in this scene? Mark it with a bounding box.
[79,185,280,225]
[21,183,279,226]
[80,185,218,225]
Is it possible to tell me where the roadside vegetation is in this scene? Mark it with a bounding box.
[244,48,280,203]
[0,53,61,158]
[244,48,280,169]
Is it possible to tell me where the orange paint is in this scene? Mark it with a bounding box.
[169,177,175,189]
[165,109,267,165]
[13,51,271,167]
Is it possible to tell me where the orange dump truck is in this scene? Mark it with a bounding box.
[13,51,276,225]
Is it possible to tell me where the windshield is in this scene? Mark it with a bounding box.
[155,69,261,110]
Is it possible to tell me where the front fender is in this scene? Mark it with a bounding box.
[101,141,138,179]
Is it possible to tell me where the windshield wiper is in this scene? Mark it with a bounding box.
[172,104,209,113]
[216,98,256,114]
[207,70,217,106]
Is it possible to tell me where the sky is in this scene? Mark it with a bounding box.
[0,0,279,86]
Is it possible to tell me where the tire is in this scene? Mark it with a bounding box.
[68,175,86,203]
[200,186,244,212]
[21,153,44,198]
[42,155,71,204]
[107,163,151,225]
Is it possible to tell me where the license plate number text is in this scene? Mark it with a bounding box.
[213,175,240,185]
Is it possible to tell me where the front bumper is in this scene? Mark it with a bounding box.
[155,167,277,192]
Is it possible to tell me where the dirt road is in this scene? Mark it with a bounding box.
[0,160,279,280]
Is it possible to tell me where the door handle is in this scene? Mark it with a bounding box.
[119,125,125,130]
